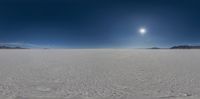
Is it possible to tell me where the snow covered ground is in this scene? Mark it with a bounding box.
[0,49,200,99]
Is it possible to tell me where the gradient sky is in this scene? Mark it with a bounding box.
[0,0,200,48]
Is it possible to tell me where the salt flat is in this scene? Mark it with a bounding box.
[0,49,200,99]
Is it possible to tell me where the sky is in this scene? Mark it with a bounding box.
[0,0,200,48]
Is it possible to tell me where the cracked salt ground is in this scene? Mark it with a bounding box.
[35,86,51,92]
[159,93,192,98]
[0,49,200,99]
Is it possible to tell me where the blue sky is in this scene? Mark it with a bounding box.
[0,0,200,48]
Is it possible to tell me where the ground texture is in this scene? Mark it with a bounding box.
[0,49,200,99]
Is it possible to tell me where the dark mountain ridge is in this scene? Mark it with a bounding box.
[170,45,200,49]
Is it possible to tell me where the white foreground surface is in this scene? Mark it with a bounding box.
[0,49,200,99]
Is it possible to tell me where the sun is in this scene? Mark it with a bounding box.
[139,28,146,35]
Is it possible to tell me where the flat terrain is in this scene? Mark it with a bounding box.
[0,49,200,99]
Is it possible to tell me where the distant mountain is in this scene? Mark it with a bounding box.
[148,47,161,49]
[170,45,200,49]
[0,44,27,49]
[0,43,55,49]
[0,46,26,49]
